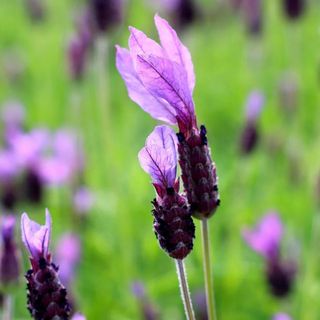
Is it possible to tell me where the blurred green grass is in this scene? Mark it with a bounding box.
[1,0,320,319]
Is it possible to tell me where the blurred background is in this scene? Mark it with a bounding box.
[0,0,320,319]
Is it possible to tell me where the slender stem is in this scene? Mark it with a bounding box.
[175,259,196,320]
[201,218,217,320]
[3,294,13,320]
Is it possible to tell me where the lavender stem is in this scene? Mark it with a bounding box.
[201,218,217,320]
[3,294,13,320]
[175,259,196,320]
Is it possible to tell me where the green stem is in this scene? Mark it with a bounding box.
[175,259,196,320]
[201,218,217,320]
[3,294,12,320]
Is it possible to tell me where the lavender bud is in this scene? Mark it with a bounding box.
[177,126,220,219]
[283,0,305,20]
[23,169,43,204]
[89,0,123,34]
[240,122,258,154]
[152,191,195,260]
[21,211,71,319]
[172,0,198,30]
[0,215,20,285]
[266,259,296,298]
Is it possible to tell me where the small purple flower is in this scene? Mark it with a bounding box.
[245,90,264,123]
[243,212,283,260]
[21,209,51,264]
[272,313,292,320]
[139,126,195,259]
[117,15,220,218]
[68,34,88,81]
[241,0,263,35]
[0,150,20,182]
[73,186,94,215]
[0,215,20,285]
[283,0,305,20]
[71,314,86,320]
[55,233,81,286]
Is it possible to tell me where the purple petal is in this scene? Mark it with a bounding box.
[73,186,94,215]
[1,215,16,241]
[246,90,264,122]
[136,54,195,129]
[55,233,81,285]
[21,209,51,260]
[242,212,283,259]
[154,14,195,92]
[71,314,86,320]
[128,26,164,63]
[273,313,292,320]
[0,150,20,181]
[116,46,176,124]
[138,125,177,188]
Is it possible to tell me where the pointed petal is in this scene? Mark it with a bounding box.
[128,26,164,61]
[136,54,195,130]
[138,125,177,188]
[116,45,177,124]
[154,14,195,92]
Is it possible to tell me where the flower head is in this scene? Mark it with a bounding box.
[71,314,86,320]
[245,90,264,123]
[21,209,51,263]
[242,212,283,260]
[116,14,196,136]
[138,125,178,197]
[273,313,292,320]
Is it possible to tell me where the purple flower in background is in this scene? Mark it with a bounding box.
[116,14,219,218]
[243,212,283,260]
[89,0,123,33]
[73,186,94,215]
[0,215,20,285]
[20,209,71,319]
[240,90,264,154]
[0,150,20,182]
[24,0,45,22]
[243,213,297,298]
[283,0,305,20]
[241,0,263,35]
[55,233,81,286]
[131,281,160,320]
[273,313,292,320]
[138,126,195,259]
[71,314,86,320]
[193,291,207,320]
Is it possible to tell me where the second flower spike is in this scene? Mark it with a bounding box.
[138,126,195,260]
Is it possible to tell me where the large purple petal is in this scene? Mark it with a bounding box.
[116,45,176,124]
[138,125,177,188]
[154,14,195,92]
[242,212,283,259]
[136,54,195,130]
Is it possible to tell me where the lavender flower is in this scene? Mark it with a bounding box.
[240,91,265,154]
[243,213,297,297]
[71,314,86,320]
[273,313,292,320]
[283,0,305,20]
[0,215,20,285]
[55,233,81,287]
[241,0,263,35]
[138,126,195,260]
[116,14,219,218]
[21,210,70,319]
[89,0,123,33]
[73,186,94,215]
[131,281,159,320]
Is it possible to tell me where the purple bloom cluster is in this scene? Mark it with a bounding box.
[0,103,84,209]
[116,14,220,219]
[243,213,297,297]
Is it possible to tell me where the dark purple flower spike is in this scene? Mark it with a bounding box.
[21,210,71,319]
[0,215,20,285]
[243,213,297,298]
[241,0,263,35]
[116,14,220,219]
[240,90,264,154]
[283,0,305,20]
[139,126,195,260]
